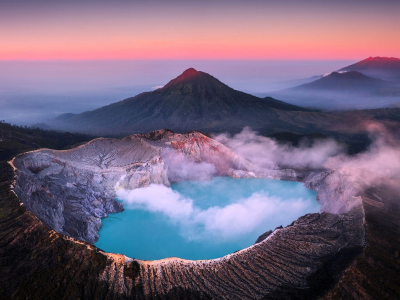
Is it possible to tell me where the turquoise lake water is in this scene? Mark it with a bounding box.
[95,177,318,260]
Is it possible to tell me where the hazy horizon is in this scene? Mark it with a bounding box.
[0,59,356,125]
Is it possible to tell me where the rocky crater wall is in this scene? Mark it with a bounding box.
[9,129,368,299]
[11,129,283,243]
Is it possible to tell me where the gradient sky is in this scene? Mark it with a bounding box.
[1,0,399,60]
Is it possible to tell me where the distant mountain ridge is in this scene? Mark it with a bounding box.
[339,57,400,81]
[49,65,400,145]
[51,68,310,136]
[270,58,400,110]
[290,71,386,92]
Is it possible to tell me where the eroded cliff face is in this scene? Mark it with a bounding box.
[11,134,168,243]
[8,129,370,299]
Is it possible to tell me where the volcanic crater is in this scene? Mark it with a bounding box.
[10,129,368,299]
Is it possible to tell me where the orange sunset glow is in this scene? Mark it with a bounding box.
[1,0,399,60]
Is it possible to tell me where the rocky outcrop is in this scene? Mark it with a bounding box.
[254,229,273,244]
[8,129,371,299]
[11,134,168,244]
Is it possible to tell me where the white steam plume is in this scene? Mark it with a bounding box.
[325,121,400,180]
[215,124,400,215]
[213,127,343,169]
[161,147,216,182]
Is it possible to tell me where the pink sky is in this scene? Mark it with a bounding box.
[1,1,399,60]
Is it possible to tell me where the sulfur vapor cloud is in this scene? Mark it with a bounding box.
[325,122,400,180]
[161,147,217,182]
[213,127,343,169]
[117,122,400,240]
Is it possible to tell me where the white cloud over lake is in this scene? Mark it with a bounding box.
[116,184,315,240]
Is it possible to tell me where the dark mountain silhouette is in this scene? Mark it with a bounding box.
[49,67,400,145]
[339,57,400,81]
[51,68,311,136]
[271,70,400,110]
[291,71,386,92]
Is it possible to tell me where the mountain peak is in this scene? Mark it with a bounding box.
[181,68,199,77]
[341,56,400,68]
[339,57,400,80]
[163,68,204,89]
[174,68,201,81]
[161,68,220,90]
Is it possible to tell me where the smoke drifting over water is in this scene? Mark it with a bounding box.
[116,183,316,241]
